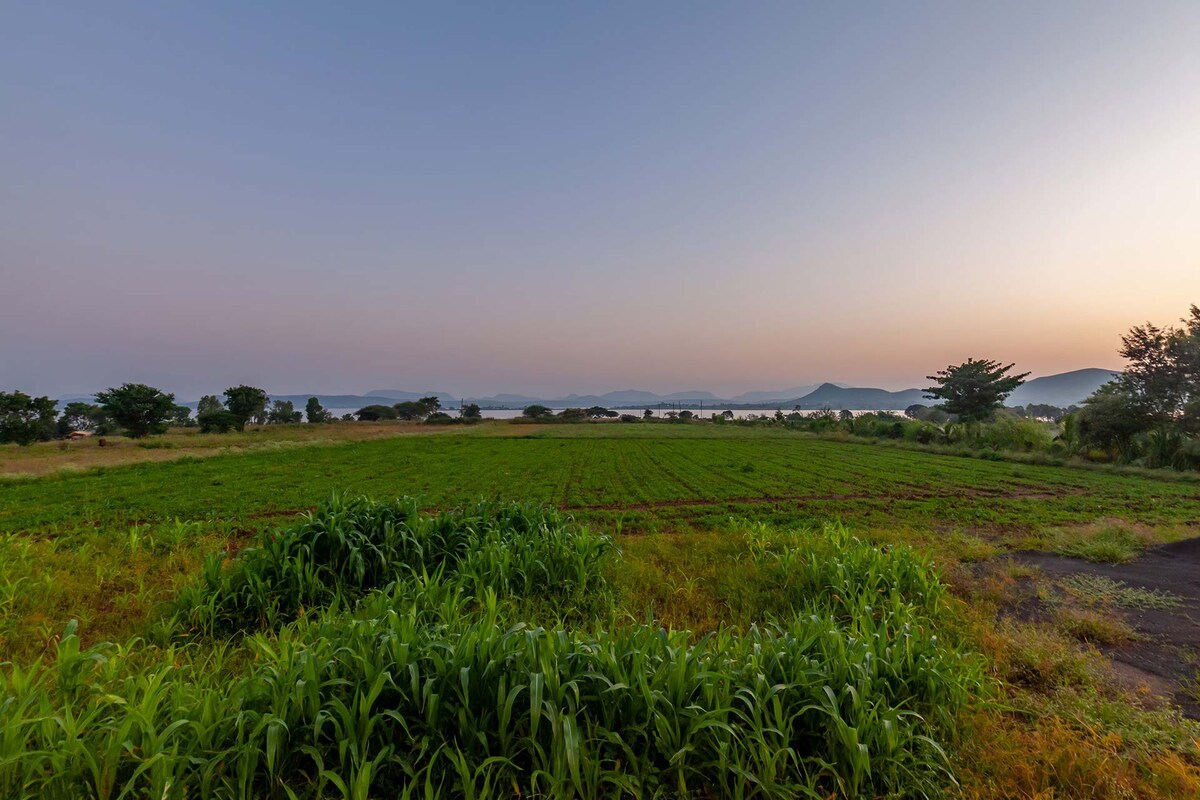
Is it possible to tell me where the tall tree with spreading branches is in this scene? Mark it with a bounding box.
[925,358,1029,423]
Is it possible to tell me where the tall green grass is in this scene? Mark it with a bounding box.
[179,494,613,633]
[2,497,981,799]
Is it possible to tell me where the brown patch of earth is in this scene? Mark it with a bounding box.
[1013,537,1200,717]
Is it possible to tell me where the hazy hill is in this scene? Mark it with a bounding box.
[1006,368,1118,408]
[792,383,927,410]
[730,384,846,404]
[364,390,459,404]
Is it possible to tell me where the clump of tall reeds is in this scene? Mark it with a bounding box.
[2,501,980,799]
[179,494,613,632]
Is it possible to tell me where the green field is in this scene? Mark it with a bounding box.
[5,425,1200,535]
[2,423,1199,798]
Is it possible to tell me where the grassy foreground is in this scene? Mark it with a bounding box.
[2,423,1199,797]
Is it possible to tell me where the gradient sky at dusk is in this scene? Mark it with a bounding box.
[3,2,1199,399]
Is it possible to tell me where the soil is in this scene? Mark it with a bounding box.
[1014,537,1200,717]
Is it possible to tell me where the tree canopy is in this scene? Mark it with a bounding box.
[57,401,102,435]
[0,391,57,445]
[1072,304,1200,465]
[224,386,268,432]
[356,404,398,421]
[393,396,441,421]
[305,397,331,423]
[197,395,223,416]
[95,383,176,438]
[925,359,1029,423]
[1115,304,1200,422]
[267,400,303,424]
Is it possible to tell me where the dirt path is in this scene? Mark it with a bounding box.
[1015,538,1200,716]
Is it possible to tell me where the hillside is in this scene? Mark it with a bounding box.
[792,383,927,410]
[1006,368,1118,407]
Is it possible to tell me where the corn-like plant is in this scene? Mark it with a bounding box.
[178,494,614,633]
[2,509,980,799]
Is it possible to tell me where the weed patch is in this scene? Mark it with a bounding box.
[1059,574,1184,610]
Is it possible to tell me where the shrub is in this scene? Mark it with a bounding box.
[180,494,613,633]
[198,410,239,433]
[355,404,397,421]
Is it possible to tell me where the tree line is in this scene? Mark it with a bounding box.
[0,385,483,445]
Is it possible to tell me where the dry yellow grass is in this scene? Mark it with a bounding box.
[0,420,483,477]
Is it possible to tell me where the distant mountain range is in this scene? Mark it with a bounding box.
[361,369,1117,410]
[56,368,1121,411]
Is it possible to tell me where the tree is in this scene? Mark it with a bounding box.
[1074,383,1147,461]
[197,395,223,416]
[356,404,398,421]
[1116,305,1200,422]
[460,403,482,420]
[169,405,194,427]
[0,391,57,445]
[643,408,653,419]
[393,396,442,421]
[925,358,1029,423]
[305,397,331,423]
[224,385,268,432]
[393,401,426,420]
[523,404,553,419]
[57,401,101,434]
[95,383,176,438]
[585,406,618,419]
[267,400,303,424]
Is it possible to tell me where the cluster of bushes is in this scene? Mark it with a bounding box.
[354,396,482,425]
[1,497,981,798]
[729,407,1054,452]
[519,404,622,422]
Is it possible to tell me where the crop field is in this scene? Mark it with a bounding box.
[2,423,1200,798]
[5,424,1200,535]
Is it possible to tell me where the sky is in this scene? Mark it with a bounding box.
[3,2,1199,400]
